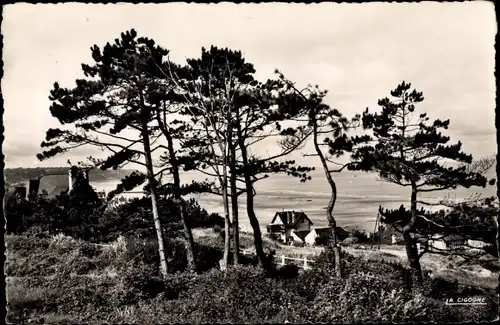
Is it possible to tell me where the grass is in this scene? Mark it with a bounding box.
[344,244,499,291]
[6,231,499,324]
[193,228,323,259]
[194,228,499,289]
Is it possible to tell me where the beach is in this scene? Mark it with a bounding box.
[92,169,496,233]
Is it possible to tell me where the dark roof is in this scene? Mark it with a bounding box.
[442,234,466,242]
[271,211,313,227]
[312,226,350,239]
[267,224,284,232]
[380,225,402,237]
[293,230,310,241]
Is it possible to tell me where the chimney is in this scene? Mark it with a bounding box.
[29,179,40,196]
[68,169,73,192]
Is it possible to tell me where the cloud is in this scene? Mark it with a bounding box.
[1,2,496,167]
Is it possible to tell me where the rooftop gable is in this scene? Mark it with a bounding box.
[271,211,313,227]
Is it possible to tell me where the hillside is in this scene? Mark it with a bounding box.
[4,167,135,185]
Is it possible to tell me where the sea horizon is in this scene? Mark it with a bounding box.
[92,169,497,233]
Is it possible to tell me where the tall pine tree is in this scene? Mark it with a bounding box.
[275,70,369,278]
[161,47,313,268]
[350,81,489,286]
[37,30,190,277]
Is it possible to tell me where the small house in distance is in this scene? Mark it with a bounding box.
[266,211,313,245]
[428,234,467,251]
[468,239,488,250]
[304,226,350,246]
[13,168,100,200]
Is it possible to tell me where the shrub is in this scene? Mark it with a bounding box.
[173,266,306,324]
[342,236,360,246]
[351,228,371,243]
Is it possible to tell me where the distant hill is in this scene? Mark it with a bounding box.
[4,167,135,185]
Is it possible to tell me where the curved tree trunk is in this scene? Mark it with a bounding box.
[166,137,197,272]
[312,115,341,278]
[236,133,268,269]
[326,194,342,278]
[178,198,197,272]
[157,110,197,272]
[141,121,169,278]
[243,176,268,269]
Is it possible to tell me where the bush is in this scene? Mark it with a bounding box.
[4,189,222,244]
[342,236,360,246]
[351,228,370,243]
[7,232,498,324]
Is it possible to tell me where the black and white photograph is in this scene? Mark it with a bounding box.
[2,2,499,323]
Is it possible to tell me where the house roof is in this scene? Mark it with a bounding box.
[442,234,466,242]
[380,225,402,237]
[271,211,313,227]
[312,226,350,238]
[266,224,284,232]
[430,234,466,242]
[293,230,310,241]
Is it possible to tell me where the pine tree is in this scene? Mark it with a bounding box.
[163,47,314,269]
[37,29,184,277]
[349,81,490,286]
[275,70,369,278]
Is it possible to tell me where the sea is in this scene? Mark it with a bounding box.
[91,169,497,233]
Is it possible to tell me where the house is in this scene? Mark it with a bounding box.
[266,211,313,244]
[289,230,310,246]
[428,234,466,251]
[467,239,488,250]
[18,168,95,199]
[13,186,27,198]
[304,226,350,246]
[379,225,404,245]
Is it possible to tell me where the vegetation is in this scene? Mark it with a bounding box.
[161,46,315,269]
[5,188,221,244]
[275,71,368,278]
[5,29,499,323]
[6,233,498,324]
[349,82,493,286]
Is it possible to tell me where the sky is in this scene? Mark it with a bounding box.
[1,2,497,169]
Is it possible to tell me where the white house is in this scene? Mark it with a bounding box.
[467,239,488,250]
[428,234,466,251]
[266,211,313,244]
[304,227,350,246]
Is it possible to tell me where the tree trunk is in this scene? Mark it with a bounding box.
[312,114,342,278]
[405,187,423,288]
[162,124,197,272]
[220,172,231,271]
[243,178,268,269]
[141,122,169,278]
[176,191,197,272]
[327,195,342,278]
[236,136,268,269]
[403,231,423,287]
[228,120,240,264]
[229,158,240,264]
[226,104,240,264]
